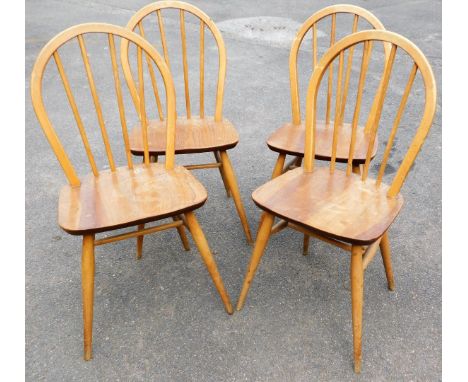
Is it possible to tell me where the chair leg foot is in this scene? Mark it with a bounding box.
[82,234,95,361]
[219,151,253,244]
[380,232,395,291]
[237,212,275,311]
[184,211,233,314]
[351,245,364,373]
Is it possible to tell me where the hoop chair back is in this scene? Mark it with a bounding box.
[290,4,388,126]
[30,23,177,186]
[121,1,226,122]
[303,30,437,197]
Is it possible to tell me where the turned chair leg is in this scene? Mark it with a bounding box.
[237,212,275,311]
[256,153,286,240]
[272,153,286,178]
[136,224,144,259]
[214,151,231,198]
[219,150,253,244]
[350,245,364,373]
[270,153,311,255]
[173,215,190,251]
[184,211,233,314]
[135,155,159,260]
[379,232,395,290]
[82,234,95,360]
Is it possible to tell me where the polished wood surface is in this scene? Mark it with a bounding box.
[58,163,207,235]
[267,121,378,163]
[130,117,239,155]
[252,167,403,245]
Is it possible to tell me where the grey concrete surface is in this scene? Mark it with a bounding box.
[26,0,441,380]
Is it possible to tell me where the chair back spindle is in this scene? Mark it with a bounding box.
[107,33,134,169]
[137,22,164,121]
[199,19,205,118]
[346,40,372,175]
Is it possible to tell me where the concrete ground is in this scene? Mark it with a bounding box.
[26,0,441,380]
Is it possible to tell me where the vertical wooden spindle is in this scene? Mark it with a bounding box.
[180,10,191,118]
[137,45,150,165]
[376,63,417,185]
[339,15,359,126]
[325,14,336,126]
[312,23,318,69]
[157,10,170,68]
[330,51,345,173]
[346,41,372,175]
[362,44,397,181]
[108,34,133,169]
[77,34,116,171]
[53,51,98,176]
[200,20,205,119]
[138,22,164,121]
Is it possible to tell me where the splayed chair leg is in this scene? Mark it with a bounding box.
[237,212,275,311]
[82,234,95,360]
[379,232,395,290]
[184,211,233,314]
[350,245,364,373]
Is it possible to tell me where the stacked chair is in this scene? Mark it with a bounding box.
[30,1,436,373]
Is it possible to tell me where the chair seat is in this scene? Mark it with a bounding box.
[266,121,378,163]
[129,116,239,155]
[58,163,208,235]
[252,167,404,245]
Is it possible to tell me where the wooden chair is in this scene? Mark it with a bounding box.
[121,1,253,244]
[237,30,436,373]
[30,23,233,361]
[266,5,389,254]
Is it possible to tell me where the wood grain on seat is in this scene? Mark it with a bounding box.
[59,163,207,235]
[266,121,378,163]
[129,116,239,155]
[252,167,403,245]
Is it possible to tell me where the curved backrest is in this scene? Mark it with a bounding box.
[122,1,226,122]
[290,4,388,125]
[303,30,436,197]
[30,23,177,187]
